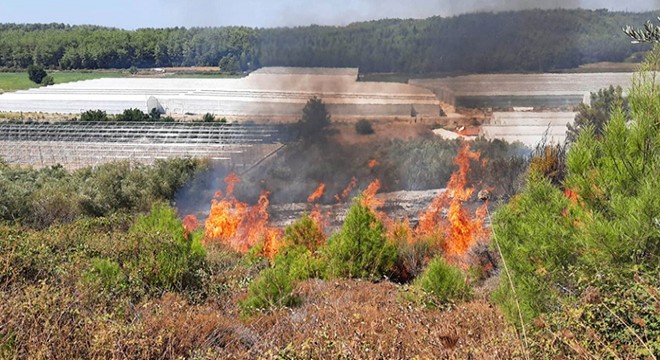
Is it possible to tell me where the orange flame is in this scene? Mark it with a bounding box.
[335,176,358,202]
[360,179,385,211]
[182,214,200,237]
[307,183,326,203]
[417,143,488,256]
[368,159,379,169]
[204,173,283,259]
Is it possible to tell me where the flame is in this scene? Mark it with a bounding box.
[204,173,283,259]
[360,179,385,211]
[368,159,379,168]
[182,214,200,237]
[307,183,326,203]
[417,143,488,256]
[335,176,358,202]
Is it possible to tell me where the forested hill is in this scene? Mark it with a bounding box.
[0,9,654,74]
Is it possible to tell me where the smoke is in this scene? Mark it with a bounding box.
[156,0,660,28]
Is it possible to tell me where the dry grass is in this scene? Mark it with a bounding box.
[240,279,521,359]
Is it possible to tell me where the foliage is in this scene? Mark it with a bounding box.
[0,10,652,73]
[283,214,325,252]
[115,108,149,121]
[567,85,628,143]
[415,257,472,306]
[40,75,54,86]
[202,112,215,122]
[149,108,161,120]
[325,199,397,279]
[493,48,660,357]
[355,119,374,135]
[219,54,241,73]
[624,17,660,43]
[79,109,109,122]
[240,246,317,314]
[528,144,567,186]
[0,158,206,226]
[26,64,47,84]
[298,97,331,142]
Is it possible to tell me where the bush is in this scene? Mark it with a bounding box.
[0,158,206,226]
[493,48,660,357]
[415,257,471,306]
[40,75,54,86]
[27,64,47,84]
[202,113,215,122]
[283,214,325,252]
[79,109,109,122]
[124,202,207,294]
[324,199,397,279]
[116,108,148,121]
[240,246,317,315]
[355,119,374,135]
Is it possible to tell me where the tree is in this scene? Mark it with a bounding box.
[219,55,240,74]
[566,85,627,143]
[298,96,331,141]
[27,64,47,84]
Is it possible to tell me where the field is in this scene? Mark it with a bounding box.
[0,67,441,121]
[0,71,126,92]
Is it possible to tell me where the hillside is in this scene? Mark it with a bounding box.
[0,9,654,74]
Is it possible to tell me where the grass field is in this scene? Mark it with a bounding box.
[0,71,126,92]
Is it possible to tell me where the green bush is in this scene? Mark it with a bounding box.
[0,159,205,228]
[202,113,215,122]
[240,246,315,314]
[84,258,126,291]
[415,257,471,306]
[40,75,54,86]
[115,108,148,121]
[355,119,374,135]
[492,48,660,357]
[240,265,300,314]
[79,109,109,122]
[283,214,324,252]
[125,202,207,293]
[324,199,397,279]
[27,64,47,84]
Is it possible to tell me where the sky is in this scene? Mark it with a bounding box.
[0,0,659,29]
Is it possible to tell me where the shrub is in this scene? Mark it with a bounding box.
[84,258,126,292]
[324,199,397,279]
[415,257,471,306]
[40,75,54,86]
[355,119,374,135]
[283,214,325,252]
[493,48,660,357]
[79,109,109,122]
[240,247,310,315]
[119,202,207,296]
[116,108,148,121]
[202,113,215,122]
[149,108,161,121]
[27,64,47,84]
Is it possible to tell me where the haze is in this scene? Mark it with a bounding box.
[0,0,658,29]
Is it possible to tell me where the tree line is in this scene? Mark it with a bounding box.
[0,9,654,74]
